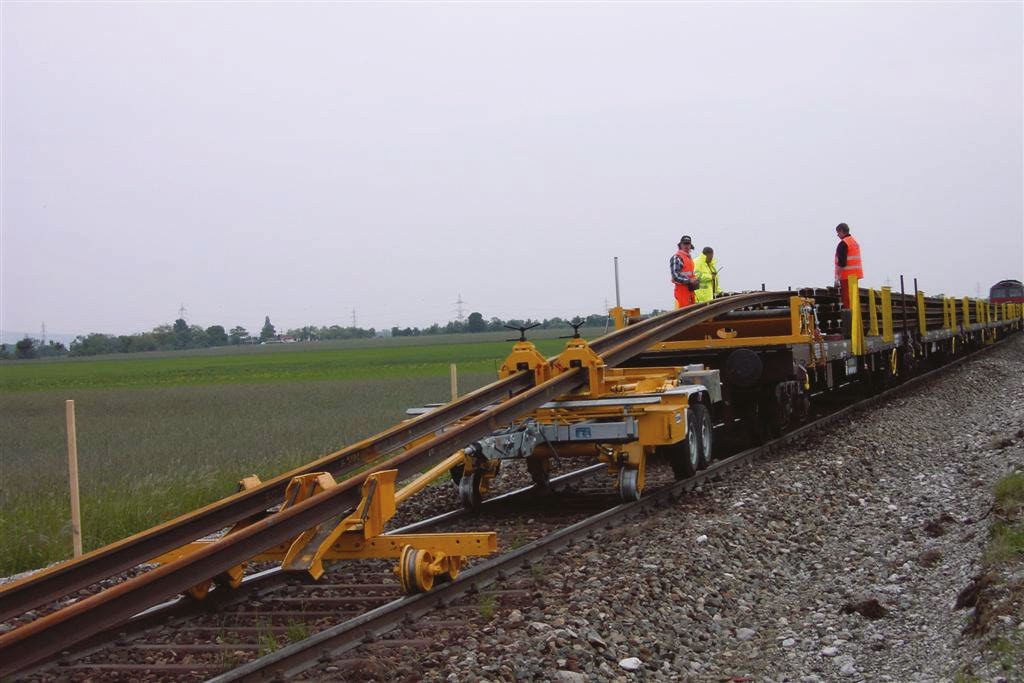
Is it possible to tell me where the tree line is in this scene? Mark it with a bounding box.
[0,311,609,360]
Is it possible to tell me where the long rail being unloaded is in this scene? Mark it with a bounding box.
[0,291,790,676]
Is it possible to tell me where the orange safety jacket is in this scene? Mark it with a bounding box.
[670,249,697,285]
[834,235,863,281]
[671,249,697,307]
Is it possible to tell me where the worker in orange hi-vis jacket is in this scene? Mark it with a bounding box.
[670,235,700,308]
[834,222,863,309]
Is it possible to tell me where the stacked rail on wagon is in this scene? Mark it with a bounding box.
[614,279,1023,442]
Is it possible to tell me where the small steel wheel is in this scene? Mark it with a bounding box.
[435,555,462,585]
[691,403,713,466]
[527,457,551,490]
[398,545,435,595]
[458,469,483,510]
[618,467,641,502]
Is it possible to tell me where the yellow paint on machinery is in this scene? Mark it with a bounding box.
[645,296,819,353]
[151,468,496,595]
[148,293,1024,601]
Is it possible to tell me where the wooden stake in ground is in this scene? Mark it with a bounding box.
[65,400,83,558]
[450,363,458,401]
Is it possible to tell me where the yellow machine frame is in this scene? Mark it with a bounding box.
[152,467,497,596]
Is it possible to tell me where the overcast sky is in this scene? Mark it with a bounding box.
[2,1,1021,342]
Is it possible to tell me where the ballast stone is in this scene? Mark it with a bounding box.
[618,656,642,671]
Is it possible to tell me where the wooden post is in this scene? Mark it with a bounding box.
[65,400,83,558]
[449,363,458,402]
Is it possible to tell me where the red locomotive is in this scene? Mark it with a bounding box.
[990,279,1024,304]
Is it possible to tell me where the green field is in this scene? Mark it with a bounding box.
[0,328,604,393]
[0,330,606,575]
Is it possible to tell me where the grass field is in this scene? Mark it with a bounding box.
[0,327,607,393]
[0,329,606,575]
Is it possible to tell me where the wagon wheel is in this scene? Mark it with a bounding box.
[666,406,701,480]
[691,403,713,466]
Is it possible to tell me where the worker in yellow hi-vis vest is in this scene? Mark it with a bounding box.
[694,246,720,303]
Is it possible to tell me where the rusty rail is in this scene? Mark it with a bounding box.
[0,291,788,676]
[0,372,534,622]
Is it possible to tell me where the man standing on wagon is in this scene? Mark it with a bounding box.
[694,246,721,303]
[670,235,700,308]
[834,222,863,308]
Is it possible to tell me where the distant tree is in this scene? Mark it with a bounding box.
[41,340,68,357]
[260,316,276,342]
[70,333,123,356]
[120,333,158,353]
[229,326,249,345]
[205,325,228,346]
[171,318,191,349]
[188,325,208,347]
[149,324,174,349]
[15,337,37,359]
[466,312,486,333]
[0,343,10,360]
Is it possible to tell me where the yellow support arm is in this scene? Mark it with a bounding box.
[880,287,894,343]
[867,288,879,337]
[848,275,864,355]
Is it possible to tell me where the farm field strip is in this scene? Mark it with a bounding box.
[0,331,604,393]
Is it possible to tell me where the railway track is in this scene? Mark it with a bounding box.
[0,292,784,676]
[10,330,1008,681]
[2,289,1019,679]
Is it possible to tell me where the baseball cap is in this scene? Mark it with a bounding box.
[678,235,694,246]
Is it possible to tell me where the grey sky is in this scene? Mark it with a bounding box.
[2,1,1021,342]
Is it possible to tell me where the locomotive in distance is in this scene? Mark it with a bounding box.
[990,279,1024,304]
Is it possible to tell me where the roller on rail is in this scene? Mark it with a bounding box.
[0,275,1021,677]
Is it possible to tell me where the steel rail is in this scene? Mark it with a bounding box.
[0,368,574,675]
[0,292,778,625]
[599,291,788,367]
[0,292,787,674]
[20,462,611,680]
[0,371,534,622]
[209,329,1016,682]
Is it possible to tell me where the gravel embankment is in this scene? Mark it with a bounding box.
[330,334,1024,682]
